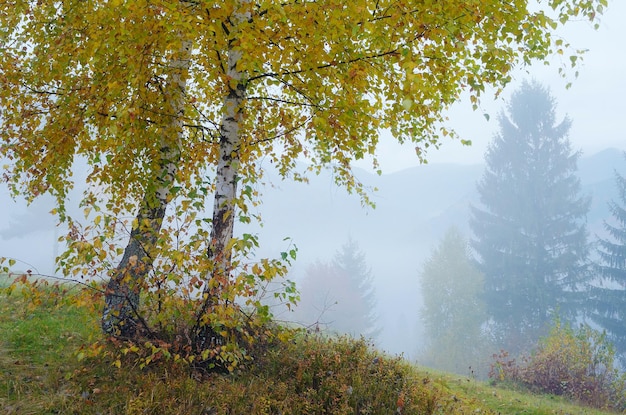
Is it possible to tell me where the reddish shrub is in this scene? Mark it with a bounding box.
[489,319,626,410]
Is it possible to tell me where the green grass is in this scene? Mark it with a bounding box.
[425,370,619,415]
[0,281,99,414]
[0,279,622,414]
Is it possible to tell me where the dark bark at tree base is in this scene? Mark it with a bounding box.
[101,276,140,338]
[100,200,166,338]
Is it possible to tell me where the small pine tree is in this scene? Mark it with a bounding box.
[333,238,380,340]
[293,238,380,341]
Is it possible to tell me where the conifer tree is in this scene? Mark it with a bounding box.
[333,238,380,340]
[589,163,626,359]
[295,238,380,340]
[470,81,590,352]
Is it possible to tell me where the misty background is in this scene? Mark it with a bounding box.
[2,146,625,360]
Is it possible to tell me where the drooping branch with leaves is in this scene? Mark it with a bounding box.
[0,0,608,367]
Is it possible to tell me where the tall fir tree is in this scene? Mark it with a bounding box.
[589,162,626,360]
[470,81,590,353]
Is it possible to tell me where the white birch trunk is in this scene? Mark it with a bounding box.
[102,39,192,337]
[206,1,251,288]
[195,0,250,334]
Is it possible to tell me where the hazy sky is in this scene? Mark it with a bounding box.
[359,1,626,173]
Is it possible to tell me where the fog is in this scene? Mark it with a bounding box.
[1,1,624,369]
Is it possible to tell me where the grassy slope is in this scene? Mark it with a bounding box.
[0,279,620,415]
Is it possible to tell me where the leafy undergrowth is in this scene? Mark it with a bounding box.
[0,279,620,415]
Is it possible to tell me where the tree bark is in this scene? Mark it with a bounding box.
[102,39,191,337]
[193,0,250,343]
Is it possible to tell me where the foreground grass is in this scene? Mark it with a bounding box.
[0,280,621,414]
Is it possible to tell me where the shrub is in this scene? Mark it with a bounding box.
[490,318,626,410]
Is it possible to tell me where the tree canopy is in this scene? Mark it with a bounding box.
[1,0,606,203]
[0,0,607,365]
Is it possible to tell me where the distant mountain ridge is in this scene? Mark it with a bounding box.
[258,147,625,265]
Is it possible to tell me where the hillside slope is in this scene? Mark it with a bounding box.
[0,281,620,415]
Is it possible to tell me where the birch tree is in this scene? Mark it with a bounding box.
[0,0,607,365]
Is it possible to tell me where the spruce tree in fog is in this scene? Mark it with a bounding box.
[295,238,380,340]
[470,81,590,352]
[589,164,626,360]
[333,238,381,340]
